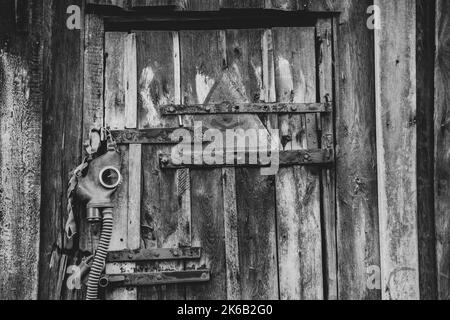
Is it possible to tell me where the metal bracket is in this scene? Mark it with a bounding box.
[99,270,211,288]
[161,102,332,116]
[160,149,334,169]
[110,128,212,145]
[107,247,202,263]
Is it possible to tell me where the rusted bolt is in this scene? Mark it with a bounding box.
[128,254,133,260]
[168,106,176,113]
[172,250,179,257]
[201,273,208,280]
[160,156,170,166]
[291,105,298,112]
[205,106,211,112]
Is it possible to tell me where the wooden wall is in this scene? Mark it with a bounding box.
[0,0,448,300]
[0,0,43,300]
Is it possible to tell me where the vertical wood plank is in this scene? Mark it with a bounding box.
[103,32,138,301]
[317,18,337,300]
[222,168,241,300]
[273,27,323,300]
[181,30,227,300]
[335,0,381,300]
[416,0,437,300]
[38,0,84,300]
[79,14,104,253]
[136,31,188,301]
[435,0,450,301]
[227,29,278,300]
[374,0,419,300]
[105,33,129,255]
[0,0,43,300]
[83,14,104,145]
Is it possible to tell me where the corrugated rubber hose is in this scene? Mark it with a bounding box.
[86,209,113,300]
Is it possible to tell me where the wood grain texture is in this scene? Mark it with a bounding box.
[178,0,220,11]
[227,29,278,300]
[181,30,227,300]
[136,31,190,301]
[39,0,85,300]
[79,14,104,253]
[435,0,450,301]
[335,0,381,300]
[104,31,138,301]
[273,27,323,300]
[132,0,178,7]
[416,0,437,300]
[220,0,265,9]
[375,0,419,300]
[266,0,299,10]
[317,18,337,300]
[87,0,127,8]
[0,0,43,300]
[222,168,241,300]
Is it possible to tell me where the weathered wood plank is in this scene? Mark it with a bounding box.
[225,29,278,300]
[273,26,323,300]
[416,0,437,300]
[335,0,381,300]
[222,169,241,300]
[317,18,337,300]
[374,0,419,300]
[181,30,227,300]
[0,0,43,300]
[435,0,450,301]
[136,31,189,301]
[37,0,84,300]
[79,14,104,254]
[104,31,137,301]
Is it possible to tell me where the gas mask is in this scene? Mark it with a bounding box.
[74,149,122,222]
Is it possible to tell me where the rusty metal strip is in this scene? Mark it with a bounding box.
[159,149,334,169]
[110,128,213,145]
[107,247,202,262]
[161,102,332,115]
[101,270,210,287]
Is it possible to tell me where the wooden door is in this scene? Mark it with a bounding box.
[82,13,336,300]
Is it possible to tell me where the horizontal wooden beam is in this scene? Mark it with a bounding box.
[159,149,334,169]
[107,247,202,262]
[162,102,331,115]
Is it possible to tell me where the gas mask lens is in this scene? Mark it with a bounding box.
[99,166,122,189]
